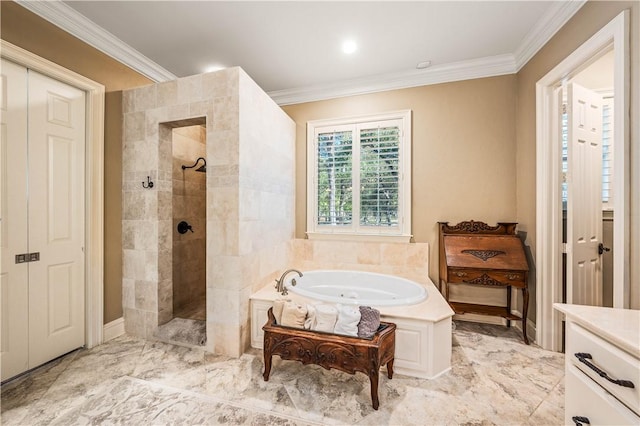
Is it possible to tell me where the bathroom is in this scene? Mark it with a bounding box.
[2,1,639,424]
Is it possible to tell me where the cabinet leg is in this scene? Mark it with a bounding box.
[522,287,530,345]
[369,372,380,410]
[506,286,512,328]
[387,359,394,379]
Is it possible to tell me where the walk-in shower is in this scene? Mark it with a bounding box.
[154,124,207,346]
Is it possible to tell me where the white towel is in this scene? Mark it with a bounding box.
[312,304,338,333]
[333,304,361,337]
[304,304,316,329]
[280,301,307,328]
[272,298,290,324]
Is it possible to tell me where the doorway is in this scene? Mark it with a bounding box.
[154,120,207,347]
[561,51,615,309]
[536,11,630,351]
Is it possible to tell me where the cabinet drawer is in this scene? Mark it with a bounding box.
[447,269,525,287]
[566,364,640,425]
[567,322,640,415]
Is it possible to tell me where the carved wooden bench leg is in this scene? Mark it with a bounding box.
[263,351,272,381]
[369,371,380,410]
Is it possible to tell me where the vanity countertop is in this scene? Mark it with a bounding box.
[554,303,640,358]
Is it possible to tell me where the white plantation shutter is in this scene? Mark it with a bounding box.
[316,128,353,226]
[601,99,613,207]
[307,111,411,240]
[359,123,400,228]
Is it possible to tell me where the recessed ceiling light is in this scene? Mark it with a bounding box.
[204,64,225,73]
[342,40,357,54]
[416,60,432,70]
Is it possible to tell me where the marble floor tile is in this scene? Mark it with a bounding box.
[1,322,566,425]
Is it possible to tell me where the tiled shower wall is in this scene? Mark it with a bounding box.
[122,67,295,356]
[172,126,206,318]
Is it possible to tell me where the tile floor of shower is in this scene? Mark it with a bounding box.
[155,299,207,347]
[0,321,565,425]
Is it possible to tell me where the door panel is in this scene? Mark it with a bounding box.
[0,59,29,381]
[27,70,85,368]
[566,83,603,306]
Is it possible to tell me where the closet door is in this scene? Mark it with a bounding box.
[0,61,85,381]
[27,70,85,368]
[0,59,30,381]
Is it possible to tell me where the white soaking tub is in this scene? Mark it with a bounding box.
[284,270,427,307]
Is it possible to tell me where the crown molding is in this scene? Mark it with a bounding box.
[514,0,587,71]
[17,0,585,105]
[16,0,177,82]
[268,54,516,106]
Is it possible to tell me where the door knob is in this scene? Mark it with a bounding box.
[598,243,610,255]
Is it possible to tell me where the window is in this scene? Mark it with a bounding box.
[306,110,411,241]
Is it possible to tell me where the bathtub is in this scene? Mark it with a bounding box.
[284,270,427,307]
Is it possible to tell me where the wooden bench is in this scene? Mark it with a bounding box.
[262,308,396,410]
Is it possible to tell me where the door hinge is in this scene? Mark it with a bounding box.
[15,252,40,264]
[562,243,568,254]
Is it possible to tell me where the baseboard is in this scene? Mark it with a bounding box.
[454,311,537,345]
[103,317,125,342]
[453,313,506,325]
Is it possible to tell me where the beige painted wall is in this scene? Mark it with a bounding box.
[1,1,153,323]
[516,0,640,311]
[283,75,519,287]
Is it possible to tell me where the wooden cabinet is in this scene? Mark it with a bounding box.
[555,304,640,425]
[438,221,529,344]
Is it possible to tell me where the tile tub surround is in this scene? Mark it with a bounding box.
[250,276,455,379]
[0,323,564,425]
[122,67,296,357]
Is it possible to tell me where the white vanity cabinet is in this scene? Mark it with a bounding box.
[555,304,640,425]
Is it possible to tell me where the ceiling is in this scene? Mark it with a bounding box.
[20,1,586,104]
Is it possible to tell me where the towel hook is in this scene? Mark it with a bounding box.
[142,176,154,189]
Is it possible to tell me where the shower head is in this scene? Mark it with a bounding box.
[182,157,207,173]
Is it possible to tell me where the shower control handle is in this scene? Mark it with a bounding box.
[177,221,194,234]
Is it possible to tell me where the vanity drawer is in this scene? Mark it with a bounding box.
[567,322,640,415]
[566,363,640,425]
[447,269,525,287]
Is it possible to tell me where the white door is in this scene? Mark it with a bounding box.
[566,82,603,306]
[1,59,30,380]
[0,60,85,381]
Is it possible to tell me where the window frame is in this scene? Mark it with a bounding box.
[306,110,412,242]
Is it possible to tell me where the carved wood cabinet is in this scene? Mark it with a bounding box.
[438,221,530,344]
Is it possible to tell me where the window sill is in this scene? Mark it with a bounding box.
[306,232,412,243]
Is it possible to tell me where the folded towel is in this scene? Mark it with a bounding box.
[357,306,381,338]
[333,304,361,337]
[280,301,307,328]
[312,304,338,333]
[272,298,290,324]
[304,304,316,330]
